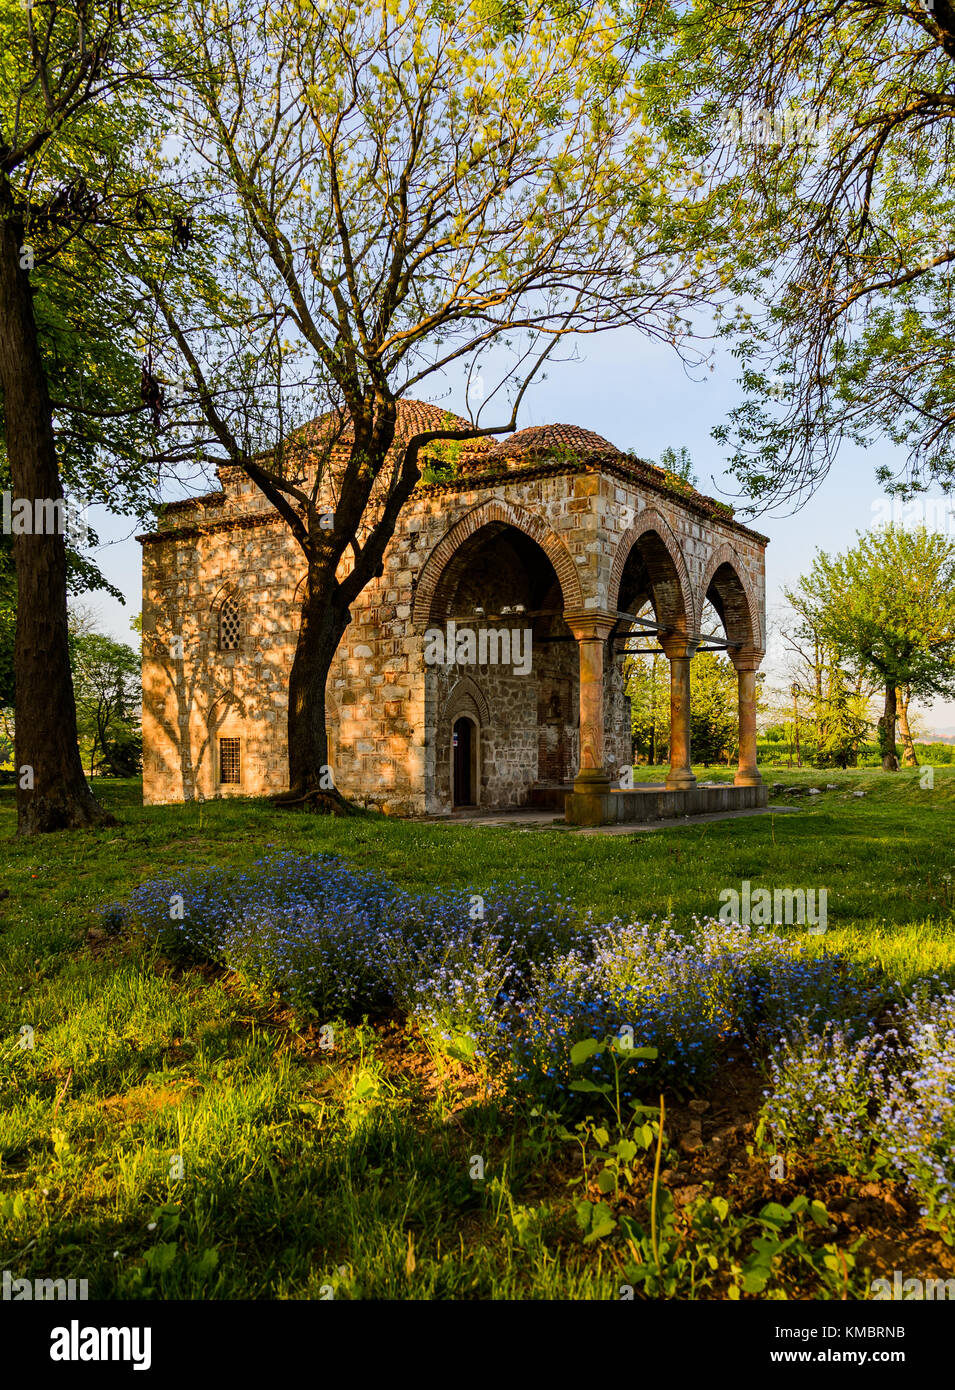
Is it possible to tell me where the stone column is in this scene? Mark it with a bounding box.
[661,636,697,790]
[566,612,616,795]
[732,650,763,787]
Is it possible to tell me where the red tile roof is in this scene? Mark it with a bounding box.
[492,423,618,459]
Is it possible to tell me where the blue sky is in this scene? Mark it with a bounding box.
[79,319,955,734]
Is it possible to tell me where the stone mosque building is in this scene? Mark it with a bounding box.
[140,400,768,826]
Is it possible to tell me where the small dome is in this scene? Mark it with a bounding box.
[302,398,485,444]
[493,423,618,459]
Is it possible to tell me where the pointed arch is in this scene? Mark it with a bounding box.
[609,508,695,634]
[444,674,491,728]
[412,498,583,629]
[699,544,763,651]
[216,591,241,651]
[209,578,240,611]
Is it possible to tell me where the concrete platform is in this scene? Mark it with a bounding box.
[421,798,796,834]
[565,781,769,827]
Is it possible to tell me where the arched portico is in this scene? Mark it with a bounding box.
[700,546,765,788]
[413,497,583,629]
[417,512,580,812]
[609,513,697,792]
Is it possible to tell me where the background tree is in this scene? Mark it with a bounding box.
[70,629,142,777]
[689,653,742,766]
[0,534,12,710]
[777,594,872,766]
[669,0,955,509]
[816,663,871,768]
[0,0,190,833]
[141,0,736,806]
[628,648,744,766]
[896,682,923,766]
[790,525,955,769]
[628,651,669,764]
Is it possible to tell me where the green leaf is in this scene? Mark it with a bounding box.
[144,1242,178,1274]
[570,1038,602,1065]
[809,1200,830,1228]
[569,1078,611,1094]
[583,1203,617,1243]
[757,1201,793,1227]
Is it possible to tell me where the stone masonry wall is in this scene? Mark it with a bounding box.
[141,441,767,812]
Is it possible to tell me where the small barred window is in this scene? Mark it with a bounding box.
[218,595,240,651]
[219,738,241,784]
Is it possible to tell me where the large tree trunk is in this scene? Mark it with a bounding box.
[896,686,919,767]
[877,682,900,771]
[0,215,114,834]
[278,558,353,809]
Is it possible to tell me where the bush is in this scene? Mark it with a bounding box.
[490,919,884,1104]
[110,855,581,1027]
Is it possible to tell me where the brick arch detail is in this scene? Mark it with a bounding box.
[444,674,491,729]
[209,579,241,612]
[412,499,583,629]
[699,543,762,651]
[608,509,695,632]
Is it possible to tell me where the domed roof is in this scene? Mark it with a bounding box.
[493,422,619,459]
[303,398,490,445]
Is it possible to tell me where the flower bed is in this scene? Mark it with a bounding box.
[105,852,954,1234]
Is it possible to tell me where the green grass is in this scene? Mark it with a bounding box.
[1,766,954,1299]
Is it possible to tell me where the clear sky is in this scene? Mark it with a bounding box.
[79,318,955,735]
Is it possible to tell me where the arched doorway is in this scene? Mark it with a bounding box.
[452,715,478,807]
[421,516,579,812]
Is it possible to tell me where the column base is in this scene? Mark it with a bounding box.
[664,769,697,791]
[573,769,613,795]
[734,769,763,787]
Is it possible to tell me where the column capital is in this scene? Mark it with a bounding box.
[730,648,764,672]
[564,609,617,642]
[660,634,698,661]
